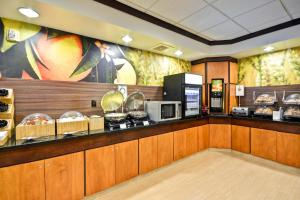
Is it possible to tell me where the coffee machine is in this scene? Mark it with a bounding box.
[210,79,224,113]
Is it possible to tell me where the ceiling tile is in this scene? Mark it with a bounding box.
[212,0,273,18]
[248,16,291,32]
[180,5,228,33]
[201,20,248,40]
[124,0,158,9]
[281,0,300,18]
[234,1,289,31]
[149,0,207,22]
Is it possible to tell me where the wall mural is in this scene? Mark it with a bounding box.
[0,18,191,86]
[238,47,300,86]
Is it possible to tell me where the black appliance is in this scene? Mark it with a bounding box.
[163,73,202,118]
[210,79,224,113]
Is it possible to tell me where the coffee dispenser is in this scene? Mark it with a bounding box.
[210,79,224,113]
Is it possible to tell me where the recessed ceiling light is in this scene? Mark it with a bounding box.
[174,50,183,56]
[122,35,133,43]
[264,46,274,52]
[18,7,39,18]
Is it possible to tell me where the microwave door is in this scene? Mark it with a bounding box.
[161,104,176,119]
[185,87,200,117]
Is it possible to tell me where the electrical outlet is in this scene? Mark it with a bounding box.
[91,100,97,107]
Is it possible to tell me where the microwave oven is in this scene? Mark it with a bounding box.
[145,101,182,122]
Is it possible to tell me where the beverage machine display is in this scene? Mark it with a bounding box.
[163,73,202,118]
[210,79,224,113]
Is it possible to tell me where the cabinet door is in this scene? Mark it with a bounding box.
[157,132,174,168]
[115,140,138,184]
[86,145,115,195]
[139,136,158,174]
[174,129,187,160]
[251,128,277,161]
[277,132,300,168]
[0,160,45,200]
[186,127,198,156]
[45,152,84,200]
[198,125,209,151]
[231,125,250,153]
[209,124,231,149]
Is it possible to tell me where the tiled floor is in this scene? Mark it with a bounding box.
[85,149,300,200]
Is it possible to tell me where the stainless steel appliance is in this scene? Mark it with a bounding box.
[145,101,181,122]
[210,79,224,113]
[163,73,202,118]
[232,107,249,117]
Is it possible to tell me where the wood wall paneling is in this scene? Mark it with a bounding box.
[251,128,277,161]
[277,132,300,168]
[139,136,158,174]
[230,62,238,84]
[229,84,238,113]
[207,62,229,83]
[198,125,210,151]
[0,79,163,123]
[85,145,115,195]
[45,152,84,200]
[209,124,231,149]
[115,140,138,184]
[157,132,174,168]
[231,125,250,153]
[0,160,45,200]
[191,63,206,83]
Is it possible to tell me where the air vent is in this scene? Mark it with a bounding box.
[151,43,174,52]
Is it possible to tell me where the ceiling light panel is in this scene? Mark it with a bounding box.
[18,7,39,18]
[180,5,228,33]
[212,0,273,18]
[149,0,207,22]
[233,1,289,32]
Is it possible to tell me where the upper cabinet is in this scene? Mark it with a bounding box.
[207,62,229,83]
[230,62,238,84]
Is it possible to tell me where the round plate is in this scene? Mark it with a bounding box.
[124,91,145,112]
[100,90,124,113]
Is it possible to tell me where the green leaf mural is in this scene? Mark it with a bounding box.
[238,47,300,86]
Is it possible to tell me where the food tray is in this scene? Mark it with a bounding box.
[282,93,300,105]
[89,116,104,131]
[254,93,277,105]
[0,88,14,104]
[254,106,274,116]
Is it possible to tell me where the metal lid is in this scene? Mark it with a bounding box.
[100,90,124,113]
[124,91,145,112]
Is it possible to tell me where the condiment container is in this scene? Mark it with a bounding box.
[56,111,88,135]
[89,115,104,131]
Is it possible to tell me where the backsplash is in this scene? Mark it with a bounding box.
[0,18,191,86]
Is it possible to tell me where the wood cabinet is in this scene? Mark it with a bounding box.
[45,152,84,200]
[231,125,250,153]
[251,128,277,161]
[198,125,210,151]
[209,124,231,149]
[157,132,174,168]
[0,160,45,200]
[186,127,198,156]
[174,128,198,160]
[207,62,229,83]
[277,132,300,168]
[139,136,158,174]
[115,140,138,184]
[85,145,115,195]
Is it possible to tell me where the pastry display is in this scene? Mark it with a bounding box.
[254,94,276,105]
[0,102,8,112]
[254,106,274,116]
[0,89,9,97]
[284,107,300,118]
[0,120,8,128]
[59,111,85,122]
[20,113,54,125]
[283,93,300,105]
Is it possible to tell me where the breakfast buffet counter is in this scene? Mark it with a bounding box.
[0,115,299,168]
